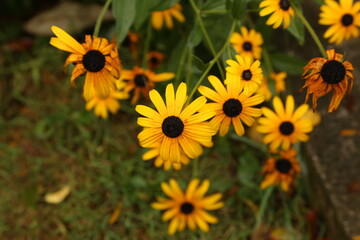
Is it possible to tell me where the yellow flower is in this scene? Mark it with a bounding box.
[261,148,300,192]
[259,0,295,29]
[225,55,263,96]
[230,26,263,61]
[49,26,122,100]
[85,81,128,119]
[152,179,224,235]
[198,75,264,136]
[257,95,313,151]
[319,0,360,44]
[121,66,174,105]
[151,3,185,30]
[270,72,287,93]
[257,76,273,101]
[142,146,190,171]
[136,83,216,163]
[300,49,354,112]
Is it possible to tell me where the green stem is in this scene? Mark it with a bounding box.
[189,0,225,79]
[229,134,268,153]
[142,21,153,68]
[186,21,236,104]
[185,48,194,85]
[93,0,112,37]
[174,47,189,86]
[255,186,274,229]
[291,3,327,58]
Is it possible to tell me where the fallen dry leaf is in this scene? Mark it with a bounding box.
[109,202,123,224]
[44,185,71,204]
[339,129,359,137]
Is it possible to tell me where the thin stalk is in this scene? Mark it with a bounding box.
[255,187,274,229]
[175,47,189,86]
[142,21,153,68]
[291,3,327,58]
[93,0,112,37]
[189,0,225,79]
[186,21,236,104]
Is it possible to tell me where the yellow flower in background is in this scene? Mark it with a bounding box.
[230,26,263,61]
[121,66,174,105]
[151,3,185,30]
[319,0,360,44]
[198,75,264,136]
[49,26,122,100]
[257,77,273,101]
[147,51,166,70]
[261,148,300,192]
[136,83,216,163]
[142,146,190,171]
[259,0,295,29]
[85,81,128,119]
[152,179,224,235]
[270,72,287,93]
[257,95,313,151]
[225,55,263,96]
[300,49,354,112]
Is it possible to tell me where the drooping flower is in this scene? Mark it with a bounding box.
[121,66,174,104]
[147,51,166,70]
[319,0,360,44]
[225,55,263,96]
[151,3,185,30]
[152,179,224,235]
[136,83,216,163]
[259,0,295,29]
[300,49,354,112]
[257,95,313,151]
[198,75,264,136]
[230,26,263,61]
[270,72,287,93]
[261,148,300,192]
[50,26,122,100]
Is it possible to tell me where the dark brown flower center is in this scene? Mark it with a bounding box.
[134,74,149,87]
[83,50,105,72]
[150,56,159,64]
[279,0,290,10]
[341,14,353,26]
[243,41,252,51]
[162,116,184,138]
[223,98,242,117]
[242,70,252,81]
[279,121,294,135]
[275,158,292,173]
[320,60,346,85]
[180,202,194,214]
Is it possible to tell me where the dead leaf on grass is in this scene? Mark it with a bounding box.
[44,185,71,204]
[109,202,123,224]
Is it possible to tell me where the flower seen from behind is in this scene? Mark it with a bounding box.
[121,66,174,104]
[259,0,295,29]
[225,55,263,96]
[198,75,264,136]
[230,26,263,61]
[270,72,287,93]
[151,3,185,30]
[261,148,300,192]
[300,49,354,112]
[257,95,313,151]
[152,179,224,235]
[50,26,122,100]
[319,0,360,44]
[257,77,273,101]
[136,83,216,163]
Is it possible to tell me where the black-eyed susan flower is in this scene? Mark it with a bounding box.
[259,0,295,29]
[230,26,263,61]
[270,72,287,93]
[257,77,273,101]
[121,66,174,104]
[136,83,216,163]
[142,146,190,171]
[151,3,185,30]
[50,26,122,100]
[85,80,128,119]
[300,49,354,112]
[319,0,360,44]
[261,148,300,192]
[147,51,165,70]
[152,179,224,235]
[122,31,140,59]
[198,75,264,136]
[225,55,263,96]
[257,95,313,151]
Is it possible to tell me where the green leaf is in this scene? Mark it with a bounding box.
[203,0,227,11]
[112,0,136,45]
[151,0,179,11]
[286,14,305,44]
[133,0,156,30]
[227,0,247,20]
[187,23,202,48]
[271,53,307,75]
[192,55,208,75]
